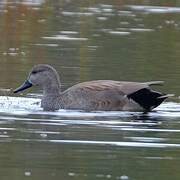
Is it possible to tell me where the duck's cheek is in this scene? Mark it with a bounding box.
[29,74,48,86]
[29,76,39,86]
[31,81,40,86]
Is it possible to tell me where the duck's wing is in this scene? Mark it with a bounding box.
[65,80,166,98]
[63,80,126,111]
[144,81,164,86]
[70,80,153,94]
[118,81,164,95]
[64,80,170,111]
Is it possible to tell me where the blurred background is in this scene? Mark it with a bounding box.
[0,0,180,95]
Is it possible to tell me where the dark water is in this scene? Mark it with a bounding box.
[0,0,180,179]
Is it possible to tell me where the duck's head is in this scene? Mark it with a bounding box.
[14,64,61,93]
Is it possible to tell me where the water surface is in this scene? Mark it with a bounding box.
[0,0,180,180]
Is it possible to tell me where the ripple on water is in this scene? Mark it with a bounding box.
[0,0,44,6]
[126,5,180,14]
[108,31,131,36]
[34,139,180,148]
[61,11,93,17]
[43,35,88,41]
[0,96,179,148]
[0,96,180,118]
[32,43,59,47]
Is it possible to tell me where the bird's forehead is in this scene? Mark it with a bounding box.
[31,65,48,72]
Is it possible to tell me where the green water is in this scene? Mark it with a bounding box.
[0,0,180,180]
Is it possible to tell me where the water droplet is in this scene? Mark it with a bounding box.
[120,175,129,180]
[68,172,75,176]
[21,52,26,56]
[97,17,107,21]
[40,133,47,138]
[24,171,31,176]
[96,174,105,178]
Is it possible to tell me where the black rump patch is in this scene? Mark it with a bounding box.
[127,88,167,111]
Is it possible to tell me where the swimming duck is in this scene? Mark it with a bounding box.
[14,64,172,111]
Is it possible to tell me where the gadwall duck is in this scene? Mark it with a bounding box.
[14,64,172,111]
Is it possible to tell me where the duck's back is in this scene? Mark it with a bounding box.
[60,80,155,111]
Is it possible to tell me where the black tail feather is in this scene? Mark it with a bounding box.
[127,88,167,111]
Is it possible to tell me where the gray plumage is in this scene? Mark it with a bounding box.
[14,64,172,111]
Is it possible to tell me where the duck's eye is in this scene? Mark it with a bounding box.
[31,69,45,75]
[31,70,38,74]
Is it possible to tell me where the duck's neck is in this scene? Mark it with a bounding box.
[43,82,61,96]
[41,81,62,111]
[42,70,62,95]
